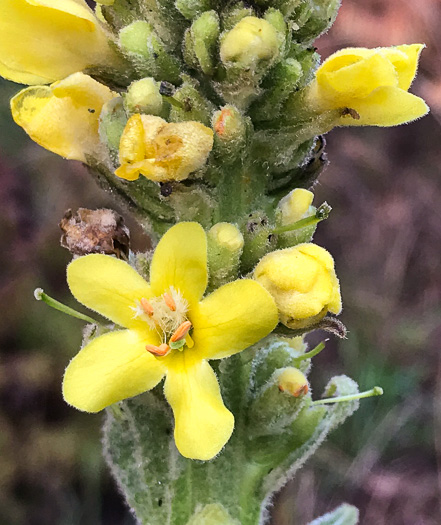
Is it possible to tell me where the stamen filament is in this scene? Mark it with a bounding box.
[311,386,383,405]
[273,202,332,235]
[34,288,98,324]
[163,292,176,311]
[170,321,192,342]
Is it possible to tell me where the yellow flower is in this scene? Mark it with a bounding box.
[10,73,117,162]
[0,0,118,85]
[63,222,278,460]
[115,114,214,182]
[307,44,429,127]
[253,244,341,329]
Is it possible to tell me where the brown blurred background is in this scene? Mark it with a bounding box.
[1,0,440,523]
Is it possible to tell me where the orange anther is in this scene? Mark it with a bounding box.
[140,298,154,316]
[163,292,176,311]
[146,343,170,356]
[170,321,192,343]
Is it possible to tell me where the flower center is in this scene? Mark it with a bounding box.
[132,287,192,357]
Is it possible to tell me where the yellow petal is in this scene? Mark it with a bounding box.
[0,0,116,84]
[342,86,429,127]
[63,329,164,412]
[279,188,314,224]
[67,254,154,330]
[11,73,116,161]
[191,279,278,360]
[381,44,424,91]
[320,52,398,100]
[164,353,234,460]
[150,223,208,305]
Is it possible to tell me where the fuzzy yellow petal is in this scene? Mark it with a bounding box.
[150,223,208,305]
[164,353,234,460]
[11,73,116,161]
[320,53,398,100]
[67,254,154,330]
[344,86,429,127]
[0,0,116,85]
[63,329,164,412]
[381,44,424,91]
[191,279,278,360]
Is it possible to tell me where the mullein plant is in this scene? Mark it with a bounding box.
[3,0,429,523]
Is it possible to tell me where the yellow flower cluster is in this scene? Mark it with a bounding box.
[0,1,429,463]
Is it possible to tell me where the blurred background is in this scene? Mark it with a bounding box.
[1,0,440,523]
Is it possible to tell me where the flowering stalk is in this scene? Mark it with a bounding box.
[3,0,429,523]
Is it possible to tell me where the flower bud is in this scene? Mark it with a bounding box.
[220,16,279,70]
[276,188,316,247]
[184,11,220,75]
[276,367,309,397]
[119,21,180,83]
[278,188,313,225]
[305,44,429,127]
[124,78,164,116]
[115,114,214,182]
[207,222,244,289]
[253,243,342,329]
[212,105,248,161]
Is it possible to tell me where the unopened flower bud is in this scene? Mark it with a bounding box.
[276,367,309,397]
[254,243,342,329]
[207,222,244,289]
[184,11,220,75]
[119,21,180,83]
[279,188,314,225]
[220,16,279,69]
[115,114,214,182]
[212,105,248,161]
[124,78,164,116]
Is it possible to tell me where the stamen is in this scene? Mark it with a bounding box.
[146,343,171,356]
[163,292,176,311]
[140,298,154,316]
[170,321,192,343]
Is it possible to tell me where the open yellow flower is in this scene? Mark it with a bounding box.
[115,114,214,182]
[0,0,118,85]
[307,44,429,126]
[254,243,341,329]
[11,73,117,162]
[64,222,278,460]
